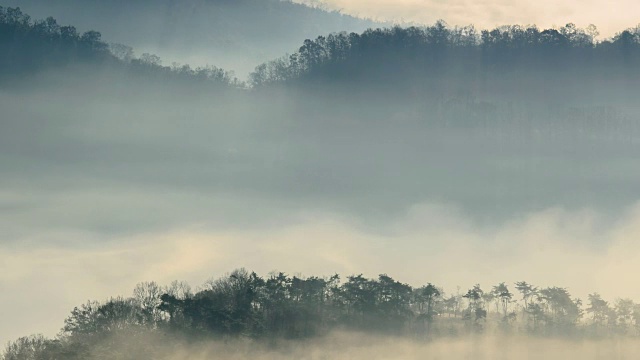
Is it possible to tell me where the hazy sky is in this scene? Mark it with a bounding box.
[304,0,639,37]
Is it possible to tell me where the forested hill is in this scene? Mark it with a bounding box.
[3,269,639,359]
[0,7,240,88]
[0,0,380,76]
[5,4,640,100]
[251,22,640,101]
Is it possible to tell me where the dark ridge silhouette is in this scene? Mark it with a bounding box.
[0,6,241,88]
[245,21,640,143]
[252,21,640,85]
[4,269,640,359]
[4,6,639,99]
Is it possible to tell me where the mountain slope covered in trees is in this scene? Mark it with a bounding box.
[0,6,240,88]
[251,22,640,99]
[248,21,640,154]
[0,0,380,76]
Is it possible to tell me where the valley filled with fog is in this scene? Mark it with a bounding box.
[2,2,640,359]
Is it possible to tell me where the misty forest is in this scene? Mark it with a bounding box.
[6,269,640,359]
[3,1,640,359]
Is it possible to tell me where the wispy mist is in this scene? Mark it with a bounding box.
[300,0,639,38]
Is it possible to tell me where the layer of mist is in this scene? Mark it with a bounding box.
[3,63,640,239]
[3,6,640,355]
[7,332,640,360]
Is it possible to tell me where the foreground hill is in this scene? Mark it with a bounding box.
[2,269,638,359]
[0,0,380,76]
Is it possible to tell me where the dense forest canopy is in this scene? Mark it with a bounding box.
[3,269,640,359]
[250,21,640,100]
[0,6,241,88]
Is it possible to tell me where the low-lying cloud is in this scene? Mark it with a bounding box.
[3,201,640,344]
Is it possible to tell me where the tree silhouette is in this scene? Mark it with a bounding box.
[6,269,640,359]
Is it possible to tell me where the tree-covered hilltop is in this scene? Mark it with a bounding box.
[0,7,110,73]
[4,269,640,359]
[248,21,640,139]
[250,22,640,97]
[0,7,241,87]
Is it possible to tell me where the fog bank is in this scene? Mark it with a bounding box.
[3,202,640,344]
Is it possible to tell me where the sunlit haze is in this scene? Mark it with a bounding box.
[299,0,639,38]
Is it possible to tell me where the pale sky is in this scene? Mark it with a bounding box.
[301,0,639,38]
